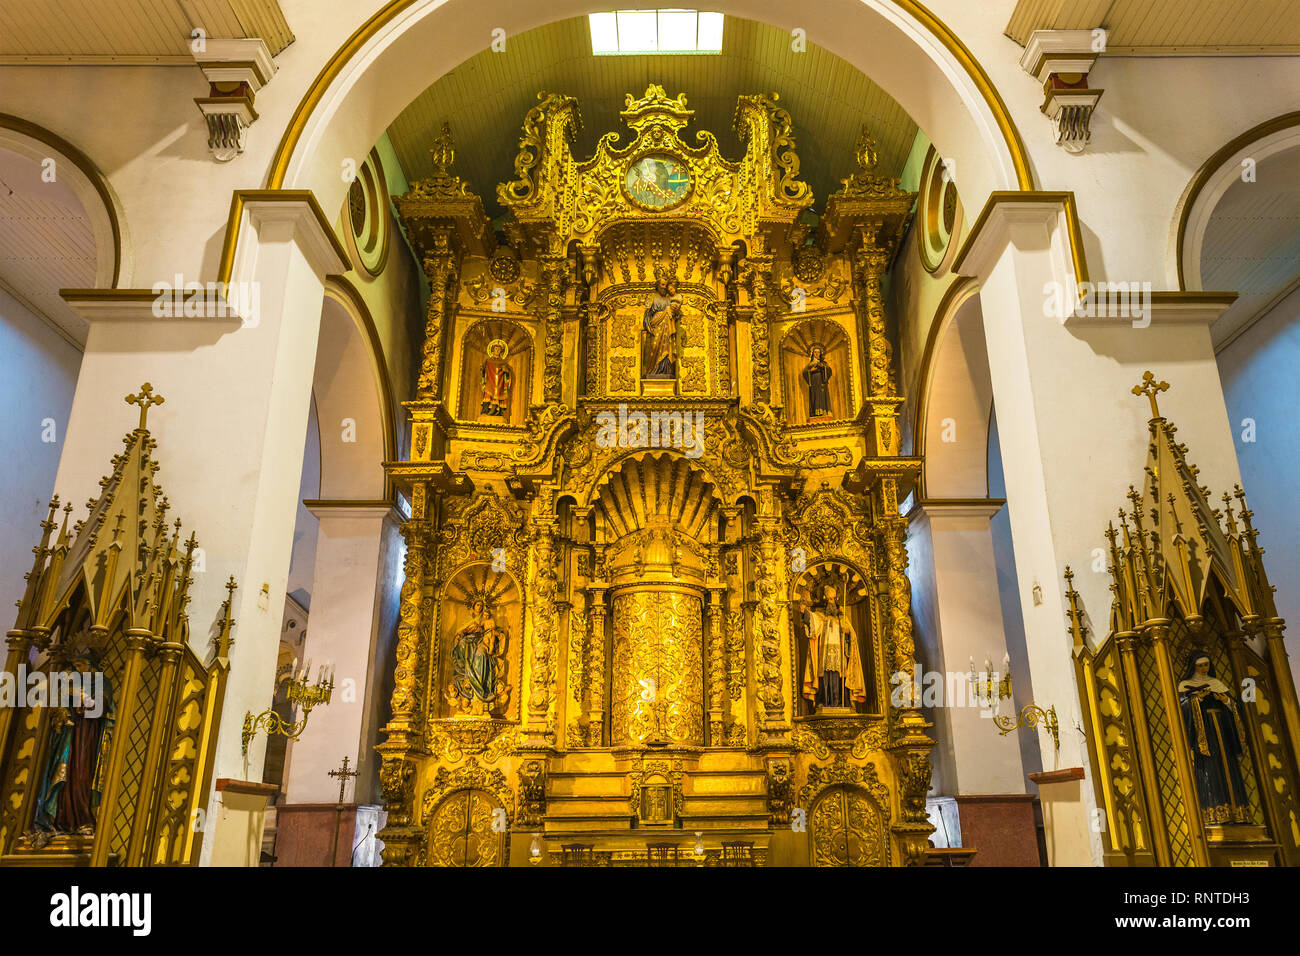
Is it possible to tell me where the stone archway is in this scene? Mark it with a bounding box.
[262,0,1032,223]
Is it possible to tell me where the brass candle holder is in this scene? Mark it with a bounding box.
[242,660,335,755]
[968,655,1013,709]
[993,703,1059,752]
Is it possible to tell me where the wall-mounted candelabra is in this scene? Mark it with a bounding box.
[242,658,335,755]
[969,654,1013,710]
[994,703,1059,752]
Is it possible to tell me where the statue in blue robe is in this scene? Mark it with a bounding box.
[448,601,506,716]
[32,658,114,840]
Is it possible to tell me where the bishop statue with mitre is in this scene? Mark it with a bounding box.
[802,585,867,709]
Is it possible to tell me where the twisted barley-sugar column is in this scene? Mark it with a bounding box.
[528,525,560,732]
[876,510,916,682]
[586,584,608,746]
[1117,632,1173,864]
[1148,620,1212,866]
[417,243,458,400]
[753,520,785,730]
[540,257,568,405]
[853,234,897,398]
[387,515,428,736]
[747,256,774,404]
[707,587,727,745]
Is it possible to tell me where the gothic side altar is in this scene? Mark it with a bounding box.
[374,86,933,866]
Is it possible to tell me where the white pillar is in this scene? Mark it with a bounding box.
[909,500,1026,794]
[954,197,1242,865]
[285,502,400,804]
[56,195,348,863]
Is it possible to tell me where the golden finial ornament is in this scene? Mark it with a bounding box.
[124,382,165,430]
[1131,370,1169,419]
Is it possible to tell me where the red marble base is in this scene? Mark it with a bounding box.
[272,804,382,867]
[954,794,1042,867]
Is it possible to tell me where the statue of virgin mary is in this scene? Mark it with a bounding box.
[642,271,681,379]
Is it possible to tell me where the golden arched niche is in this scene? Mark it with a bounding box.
[781,318,853,423]
[457,319,533,426]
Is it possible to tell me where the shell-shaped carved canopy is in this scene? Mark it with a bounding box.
[594,452,720,542]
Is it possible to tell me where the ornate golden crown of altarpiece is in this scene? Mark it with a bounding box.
[380,85,933,866]
[0,387,235,867]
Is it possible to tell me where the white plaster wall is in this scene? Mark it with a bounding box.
[286,397,321,609]
[987,412,1041,783]
[0,288,80,612]
[929,0,1300,285]
[1217,286,1300,687]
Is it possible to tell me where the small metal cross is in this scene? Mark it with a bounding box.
[124,382,165,430]
[328,755,359,804]
[1130,370,1169,419]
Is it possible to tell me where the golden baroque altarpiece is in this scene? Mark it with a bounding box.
[378,85,932,867]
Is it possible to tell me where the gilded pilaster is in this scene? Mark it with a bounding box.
[586,580,608,747]
[1260,619,1300,772]
[851,227,896,397]
[1118,633,1172,864]
[527,523,560,737]
[540,256,569,405]
[0,632,31,775]
[753,516,786,734]
[417,233,459,400]
[706,585,727,744]
[388,508,429,739]
[744,254,774,404]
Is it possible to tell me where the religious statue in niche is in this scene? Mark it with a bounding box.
[802,585,866,709]
[29,654,115,848]
[480,338,512,419]
[447,598,510,716]
[802,344,833,419]
[642,271,683,379]
[1178,652,1252,826]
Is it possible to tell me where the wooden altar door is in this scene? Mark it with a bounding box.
[425,789,506,867]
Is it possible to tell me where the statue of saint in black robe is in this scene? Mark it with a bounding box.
[1178,653,1252,826]
[802,347,833,418]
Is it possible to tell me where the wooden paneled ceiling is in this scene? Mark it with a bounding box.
[0,0,293,64]
[1201,147,1300,348]
[1007,0,1300,54]
[386,16,919,220]
[0,147,97,346]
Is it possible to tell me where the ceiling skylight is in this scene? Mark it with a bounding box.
[589,10,725,54]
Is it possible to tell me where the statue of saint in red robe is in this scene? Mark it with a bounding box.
[480,339,512,419]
